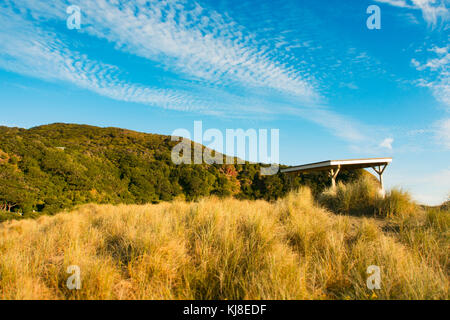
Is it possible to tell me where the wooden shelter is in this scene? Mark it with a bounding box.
[280,158,392,196]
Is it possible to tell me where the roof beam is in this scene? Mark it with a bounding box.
[280,158,392,174]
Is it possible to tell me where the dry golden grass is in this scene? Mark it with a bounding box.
[0,185,448,300]
[319,175,418,218]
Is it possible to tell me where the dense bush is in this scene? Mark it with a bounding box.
[0,123,363,216]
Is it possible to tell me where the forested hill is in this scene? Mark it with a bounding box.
[0,123,362,216]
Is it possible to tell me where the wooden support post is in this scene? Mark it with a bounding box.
[372,164,387,198]
[330,169,335,189]
[329,166,340,190]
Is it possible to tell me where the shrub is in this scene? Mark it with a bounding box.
[379,189,418,219]
[318,176,417,218]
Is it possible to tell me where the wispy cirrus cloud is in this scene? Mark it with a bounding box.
[385,0,449,113]
[9,0,319,102]
[375,0,416,8]
[375,0,450,26]
[434,118,450,148]
[380,0,449,149]
[0,0,395,146]
[0,6,212,113]
[412,44,449,109]
[411,43,450,148]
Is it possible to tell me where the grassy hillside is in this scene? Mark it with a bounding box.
[0,123,362,218]
[0,178,448,300]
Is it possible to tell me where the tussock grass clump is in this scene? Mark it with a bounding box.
[390,206,450,281]
[319,176,417,218]
[0,187,448,300]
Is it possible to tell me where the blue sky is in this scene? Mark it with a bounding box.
[0,0,449,204]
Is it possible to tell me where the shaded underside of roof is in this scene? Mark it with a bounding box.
[280,158,392,174]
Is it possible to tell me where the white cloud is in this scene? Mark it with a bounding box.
[9,0,319,103]
[380,137,394,149]
[375,0,415,8]
[434,118,450,148]
[0,8,211,114]
[412,45,450,111]
[411,58,421,68]
[412,0,450,25]
[407,128,431,135]
[418,50,450,70]
[0,0,392,147]
[375,0,449,25]
[432,76,450,108]
[430,46,450,54]
[282,106,367,142]
[340,82,359,90]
